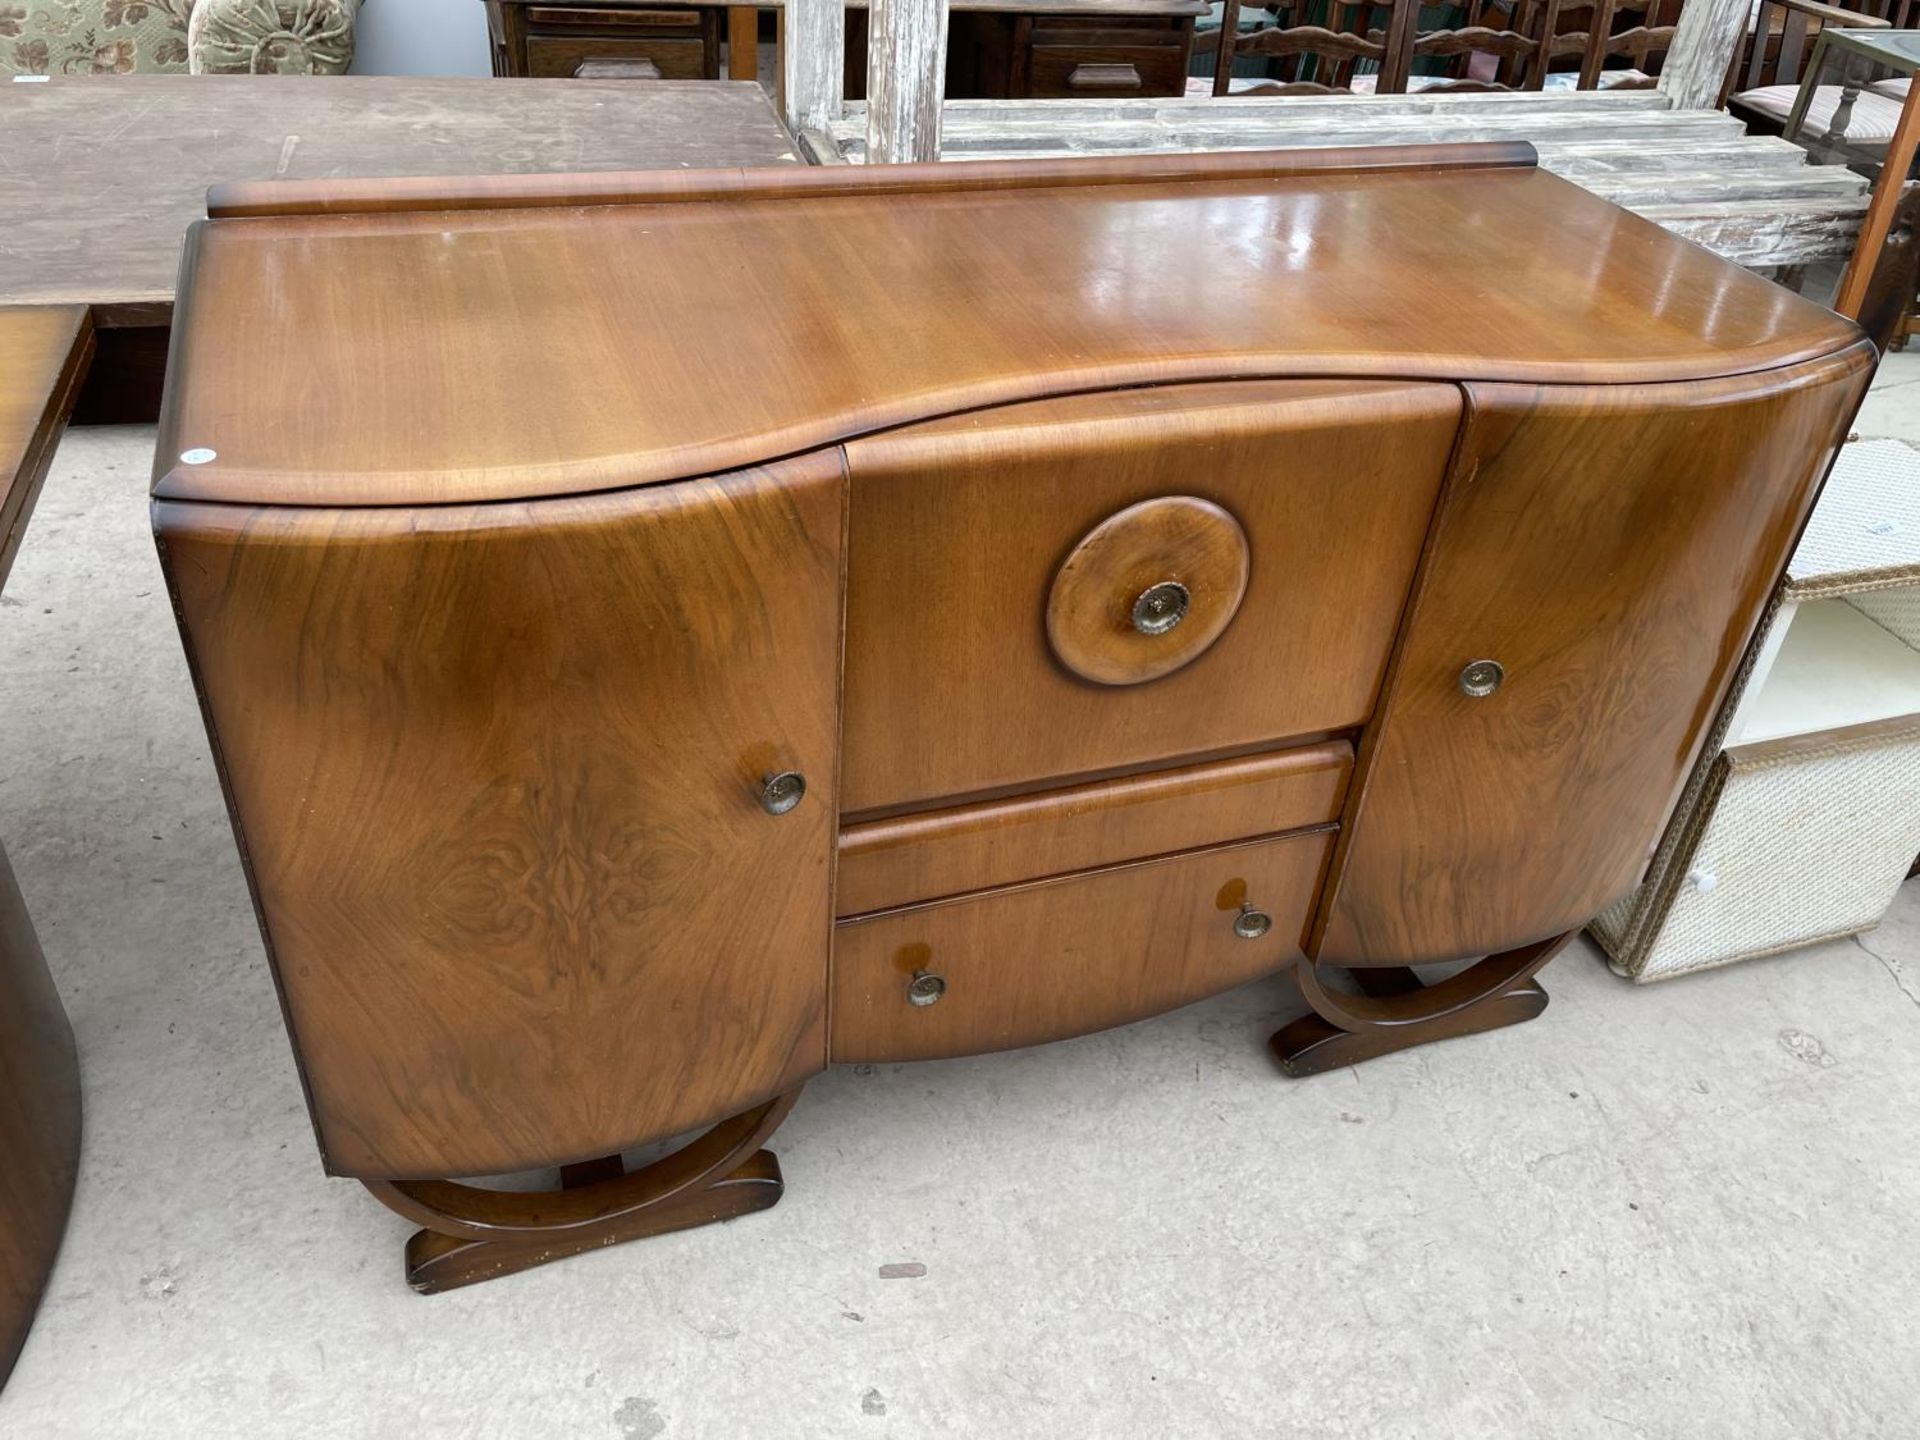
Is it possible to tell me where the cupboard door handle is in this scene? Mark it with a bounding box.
[759,770,807,815]
[1233,904,1273,940]
[1131,581,1190,636]
[1067,62,1143,90]
[907,969,947,1007]
[1458,659,1505,698]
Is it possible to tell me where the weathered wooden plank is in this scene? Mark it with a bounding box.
[0,77,802,320]
[925,90,1676,124]
[1657,0,1750,109]
[783,0,845,132]
[814,93,1870,267]
[1575,170,1874,205]
[797,125,853,164]
[836,103,1750,145]
[836,113,1755,155]
[868,0,950,163]
[1635,199,1870,265]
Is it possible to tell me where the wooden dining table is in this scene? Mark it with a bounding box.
[0,75,803,425]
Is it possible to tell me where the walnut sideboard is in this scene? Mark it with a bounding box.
[150,145,1871,1293]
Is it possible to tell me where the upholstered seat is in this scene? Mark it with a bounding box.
[1735,81,1911,147]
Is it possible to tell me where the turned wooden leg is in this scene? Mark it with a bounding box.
[362,1089,800,1294]
[1271,930,1572,1077]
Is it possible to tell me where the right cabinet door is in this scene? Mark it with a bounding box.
[1315,346,1874,968]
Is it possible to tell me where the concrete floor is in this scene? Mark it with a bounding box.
[1,355,1917,1438]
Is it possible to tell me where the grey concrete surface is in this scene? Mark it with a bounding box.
[1,398,1918,1439]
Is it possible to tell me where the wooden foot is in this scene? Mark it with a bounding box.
[363,1089,799,1295]
[398,1150,785,1294]
[1271,931,1572,1077]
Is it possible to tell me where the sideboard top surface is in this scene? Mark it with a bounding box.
[154,148,1862,508]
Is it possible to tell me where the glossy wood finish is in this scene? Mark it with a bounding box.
[1045,496,1250,686]
[837,741,1351,915]
[154,455,846,1178]
[831,830,1333,1063]
[1314,346,1876,967]
[1271,940,1565,1077]
[840,379,1457,813]
[153,148,1861,510]
[152,150,1877,1289]
[1,308,93,590]
[0,844,80,1386]
[205,140,1531,217]
[1,305,91,1386]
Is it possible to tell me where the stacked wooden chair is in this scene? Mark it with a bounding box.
[1207,0,1682,96]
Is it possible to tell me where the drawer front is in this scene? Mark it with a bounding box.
[526,32,710,78]
[831,829,1333,1063]
[1025,42,1191,97]
[837,740,1351,916]
[841,379,1458,813]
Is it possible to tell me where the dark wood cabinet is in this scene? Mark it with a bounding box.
[484,0,1203,98]
[154,146,1872,1292]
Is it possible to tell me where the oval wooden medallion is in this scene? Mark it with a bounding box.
[1046,496,1250,686]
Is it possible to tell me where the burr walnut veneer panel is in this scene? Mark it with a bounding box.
[1315,348,1876,967]
[155,456,846,1178]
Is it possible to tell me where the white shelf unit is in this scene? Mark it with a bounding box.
[1594,439,1920,982]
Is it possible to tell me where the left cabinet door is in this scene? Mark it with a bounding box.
[155,455,846,1179]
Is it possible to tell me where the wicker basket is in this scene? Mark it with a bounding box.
[1593,439,1920,981]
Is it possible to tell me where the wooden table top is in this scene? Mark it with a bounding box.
[0,76,801,326]
[1,307,92,591]
[154,145,1862,510]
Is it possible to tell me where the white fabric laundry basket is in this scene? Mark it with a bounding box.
[1593,439,1920,981]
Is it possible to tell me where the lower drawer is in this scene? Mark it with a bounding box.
[830,828,1332,1063]
[526,33,710,78]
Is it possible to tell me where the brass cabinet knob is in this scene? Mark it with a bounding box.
[759,770,807,815]
[1232,904,1273,940]
[1131,581,1192,636]
[907,969,947,1007]
[1458,659,1505,698]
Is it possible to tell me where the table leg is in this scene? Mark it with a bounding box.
[0,839,81,1389]
[729,6,758,82]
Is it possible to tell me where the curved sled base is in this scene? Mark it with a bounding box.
[1272,930,1573,1077]
[363,1088,800,1293]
